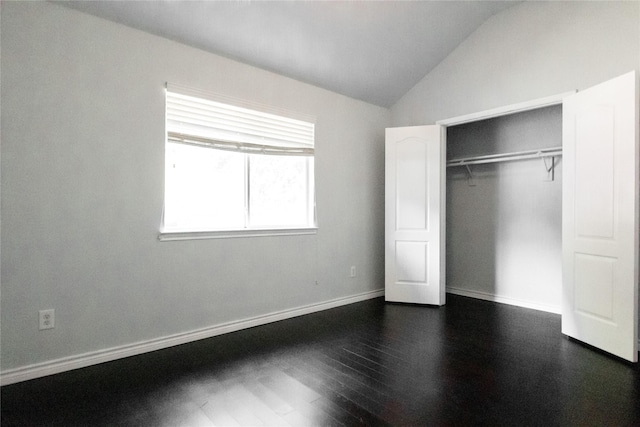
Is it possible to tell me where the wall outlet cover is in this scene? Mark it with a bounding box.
[39,309,55,330]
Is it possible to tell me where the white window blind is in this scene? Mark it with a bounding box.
[166,86,314,156]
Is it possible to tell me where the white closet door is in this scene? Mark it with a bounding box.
[385,125,445,305]
[562,71,639,362]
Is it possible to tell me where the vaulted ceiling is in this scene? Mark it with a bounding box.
[57,1,516,108]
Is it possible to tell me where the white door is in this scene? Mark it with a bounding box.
[562,71,639,362]
[385,125,446,305]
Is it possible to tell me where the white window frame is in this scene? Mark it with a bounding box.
[159,84,317,241]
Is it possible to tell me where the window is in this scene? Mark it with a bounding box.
[162,86,316,235]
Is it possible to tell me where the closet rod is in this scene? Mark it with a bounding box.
[447,146,562,167]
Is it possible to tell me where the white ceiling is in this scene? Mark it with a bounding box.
[57,1,516,108]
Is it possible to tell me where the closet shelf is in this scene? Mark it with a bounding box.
[446,146,562,167]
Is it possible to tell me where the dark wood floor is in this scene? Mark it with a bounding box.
[2,294,640,426]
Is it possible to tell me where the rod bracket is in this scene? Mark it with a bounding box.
[464,164,477,186]
[542,155,557,181]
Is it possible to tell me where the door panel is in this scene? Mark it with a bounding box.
[395,241,428,283]
[562,71,638,362]
[574,104,615,238]
[396,139,428,230]
[385,125,445,305]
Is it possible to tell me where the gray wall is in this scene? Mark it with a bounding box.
[446,106,563,312]
[1,2,390,372]
[392,1,640,126]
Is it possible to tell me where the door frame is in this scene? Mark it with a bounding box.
[436,90,575,312]
[436,91,576,127]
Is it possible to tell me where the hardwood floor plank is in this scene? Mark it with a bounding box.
[225,382,292,426]
[176,405,216,427]
[312,351,394,401]
[241,377,295,416]
[258,369,322,403]
[283,364,390,426]
[321,345,396,388]
[200,395,242,427]
[288,355,400,424]
[257,370,343,425]
[211,386,265,426]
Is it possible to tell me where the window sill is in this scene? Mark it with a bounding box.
[158,227,318,241]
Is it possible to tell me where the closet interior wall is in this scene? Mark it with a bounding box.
[446,105,563,313]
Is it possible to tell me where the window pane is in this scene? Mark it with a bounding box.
[249,154,311,228]
[164,143,245,230]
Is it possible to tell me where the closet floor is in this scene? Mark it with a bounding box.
[2,294,639,426]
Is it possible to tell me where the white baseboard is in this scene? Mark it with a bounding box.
[1,289,384,386]
[447,286,562,315]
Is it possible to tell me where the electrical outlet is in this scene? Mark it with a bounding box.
[39,309,55,330]
[350,266,357,278]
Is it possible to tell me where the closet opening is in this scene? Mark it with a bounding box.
[444,105,563,314]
